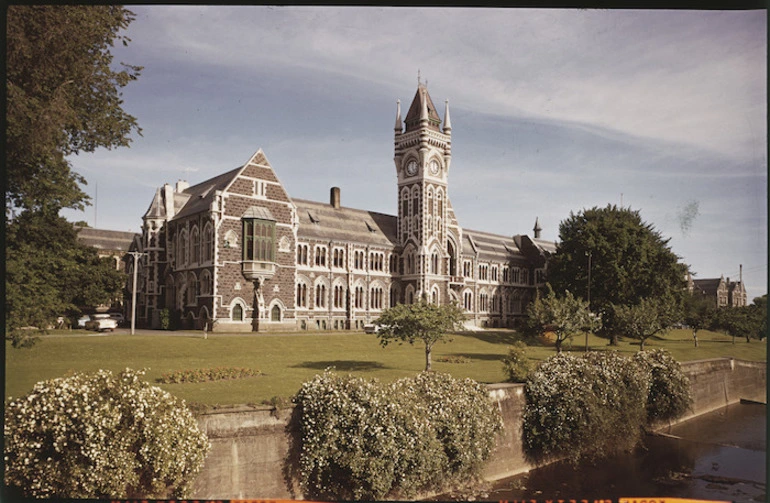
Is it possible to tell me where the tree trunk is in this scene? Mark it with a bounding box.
[639,338,645,351]
[555,337,563,353]
[609,334,619,346]
[693,329,699,348]
[425,345,432,372]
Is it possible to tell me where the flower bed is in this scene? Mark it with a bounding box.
[158,367,261,384]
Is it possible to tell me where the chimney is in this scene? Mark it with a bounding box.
[330,187,341,209]
[176,179,189,192]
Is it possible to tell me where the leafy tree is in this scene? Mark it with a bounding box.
[683,293,716,347]
[5,211,125,346]
[5,6,140,343]
[6,5,141,213]
[548,205,688,345]
[526,287,599,353]
[613,297,678,351]
[711,298,767,344]
[375,301,465,371]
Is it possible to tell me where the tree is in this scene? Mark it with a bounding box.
[548,205,688,345]
[375,301,465,371]
[711,298,767,344]
[6,5,141,213]
[613,297,678,351]
[683,293,716,347]
[5,6,140,341]
[526,287,599,353]
[5,212,125,346]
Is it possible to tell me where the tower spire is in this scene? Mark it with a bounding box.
[394,99,402,132]
[533,217,542,239]
[443,99,451,133]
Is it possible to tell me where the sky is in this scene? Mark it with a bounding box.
[60,6,768,301]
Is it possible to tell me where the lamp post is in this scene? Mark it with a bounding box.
[585,250,592,352]
[128,251,146,335]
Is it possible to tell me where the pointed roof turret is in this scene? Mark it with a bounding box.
[394,99,403,133]
[533,217,542,239]
[404,83,442,133]
[443,99,451,133]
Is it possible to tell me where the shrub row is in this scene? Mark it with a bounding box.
[157,367,261,384]
[4,369,210,499]
[523,349,692,464]
[293,371,502,500]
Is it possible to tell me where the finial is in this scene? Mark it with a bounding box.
[418,69,421,86]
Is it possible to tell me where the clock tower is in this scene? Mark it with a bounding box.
[393,81,454,303]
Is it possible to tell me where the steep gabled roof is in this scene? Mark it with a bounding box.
[404,84,442,133]
[692,278,724,295]
[295,198,398,247]
[171,167,241,221]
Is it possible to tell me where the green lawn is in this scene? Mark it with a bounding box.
[5,328,765,408]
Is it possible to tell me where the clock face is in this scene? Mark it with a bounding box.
[429,160,440,175]
[406,160,418,176]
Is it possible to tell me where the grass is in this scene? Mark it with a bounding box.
[5,328,765,408]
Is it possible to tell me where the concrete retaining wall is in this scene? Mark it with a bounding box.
[190,358,766,500]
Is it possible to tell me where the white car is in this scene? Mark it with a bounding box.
[85,314,118,332]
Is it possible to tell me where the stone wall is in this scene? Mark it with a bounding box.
[190,358,766,500]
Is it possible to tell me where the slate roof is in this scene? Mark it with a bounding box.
[294,198,398,247]
[172,167,241,221]
[75,227,139,252]
[463,229,528,263]
[692,278,723,295]
[404,84,442,133]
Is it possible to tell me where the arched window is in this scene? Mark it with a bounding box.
[315,284,327,308]
[179,229,188,266]
[200,270,212,296]
[190,226,200,264]
[202,223,213,262]
[271,305,281,322]
[232,303,244,321]
[296,282,308,308]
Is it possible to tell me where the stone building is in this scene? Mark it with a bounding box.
[688,266,748,308]
[128,83,555,331]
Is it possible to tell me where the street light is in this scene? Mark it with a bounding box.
[127,251,147,335]
[585,250,592,352]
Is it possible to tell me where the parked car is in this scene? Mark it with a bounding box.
[108,312,125,327]
[85,314,117,332]
[364,323,387,334]
[77,315,91,329]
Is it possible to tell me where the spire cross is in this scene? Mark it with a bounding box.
[417,69,421,86]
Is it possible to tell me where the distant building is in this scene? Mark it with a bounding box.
[127,82,555,332]
[688,266,748,308]
[76,226,139,269]
[75,226,139,310]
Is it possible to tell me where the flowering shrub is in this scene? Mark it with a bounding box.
[158,367,261,384]
[523,351,648,463]
[501,341,531,382]
[633,349,693,422]
[4,368,210,499]
[293,371,502,500]
[400,372,502,481]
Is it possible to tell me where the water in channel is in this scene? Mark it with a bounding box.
[487,402,766,503]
